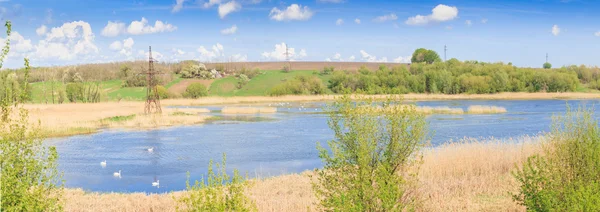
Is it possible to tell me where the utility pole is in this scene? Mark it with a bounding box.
[284,43,291,71]
[142,46,162,114]
[546,53,548,63]
[444,45,447,62]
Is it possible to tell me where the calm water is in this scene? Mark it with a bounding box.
[45,99,600,193]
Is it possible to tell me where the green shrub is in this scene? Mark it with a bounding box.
[313,96,428,211]
[543,62,552,69]
[513,106,600,210]
[237,74,250,89]
[153,85,170,99]
[237,68,261,79]
[0,51,63,210]
[65,82,83,103]
[321,66,334,75]
[184,82,208,98]
[269,76,326,96]
[177,154,256,211]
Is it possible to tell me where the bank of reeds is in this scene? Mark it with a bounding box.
[221,107,277,114]
[62,136,542,212]
[467,105,508,114]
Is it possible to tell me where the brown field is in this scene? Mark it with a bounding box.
[167,79,214,96]
[204,61,408,71]
[63,136,541,212]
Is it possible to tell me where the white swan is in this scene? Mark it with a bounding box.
[147,147,154,153]
[100,160,106,167]
[113,170,121,178]
[152,180,160,187]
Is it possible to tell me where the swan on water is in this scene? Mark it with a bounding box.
[113,170,121,178]
[152,180,160,187]
[148,147,154,152]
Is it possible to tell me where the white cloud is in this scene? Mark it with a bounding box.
[355,18,361,24]
[35,25,47,36]
[101,21,126,37]
[172,0,186,13]
[109,41,122,51]
[393,56,410,63]
[33,21,99,61]
[373,13,397,22]
[197,43,224,60]
[218,1,241,19]
[465,20,472,26]
[109,37,134,57]
[230,53,247,62]
[481,18,488,24]
[172,48,186,55]
[325,58,331,62]
[552,25,560,36]
[360,50,387,62]
[127,17,177,35]
[595,31,600,37]
[261,42,307,61]
[203,0,221,8]
[336,18,343,26]
[138,49,163,61]
[348,55,355,61]
[333,53,341,60]
[405,4,458,26]
[269,4,313,21]
[220,25,238,35]
[0,32,34,56]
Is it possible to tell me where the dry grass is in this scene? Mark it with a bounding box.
[221,107,277,114]
[63,137,542,212]
[467,105,508,114]
[22,102,210,137]
[161,92,600,106]
[417,106,464,114]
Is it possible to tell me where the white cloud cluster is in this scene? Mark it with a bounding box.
[373,13,397,22]
[405,4,458,26]
[393,56,410,63]
[35,25,47,36]
[101,18,177,37]
[203,0,222,8]
[34,21,99,61]
[336,18,344,26]
[595,31,600,37]
[355,18,361,24]
[325,53,355,62]
[269,4,313,21]
[360,50,387,62]
[172,0,186,13]
[109,37,134,57]
[0,32,34,57]
[230,53,248,62]
[261,43,307,61]
[220,24,238,35]
[552,25,560,36]
[218,1,241,19]
[197,43,224,60]
[138,49,164,61]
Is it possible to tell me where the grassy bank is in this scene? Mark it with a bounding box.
[62,136,541,211]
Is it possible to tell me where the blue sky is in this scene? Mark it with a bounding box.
[0,0,599,68]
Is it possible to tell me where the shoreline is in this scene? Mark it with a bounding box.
[62,136,542,211]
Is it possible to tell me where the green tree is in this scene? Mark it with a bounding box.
[411,48,441,64]
[0,20,63,211]
[543,62,552,69]
[237,74,250,89]
[184,82,208,98]
[314,96,428,211]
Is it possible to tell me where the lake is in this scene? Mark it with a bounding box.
[45,99,600,193]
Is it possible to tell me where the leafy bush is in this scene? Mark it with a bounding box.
[513,106,600,211]
[543,62,552,69]
[237,68,261,79]
[411,48,441,64]
[321,66,334,75]
[177,154,256,211]
[313,96,428,211]
[65,82,102,103]
[269,76,326,96]
[237,74,250,89]
[184,82,208,98]
[152,85,170,99]
[0,30,63,210]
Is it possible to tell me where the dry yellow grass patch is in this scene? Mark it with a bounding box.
[221,107,277,114]
[417,106,464,114]
[63,138,542,212]
[22,102,210,137]
[467,105,508,114]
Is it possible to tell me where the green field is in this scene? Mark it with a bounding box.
[30,70,328,102]
[209,70,332,96]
